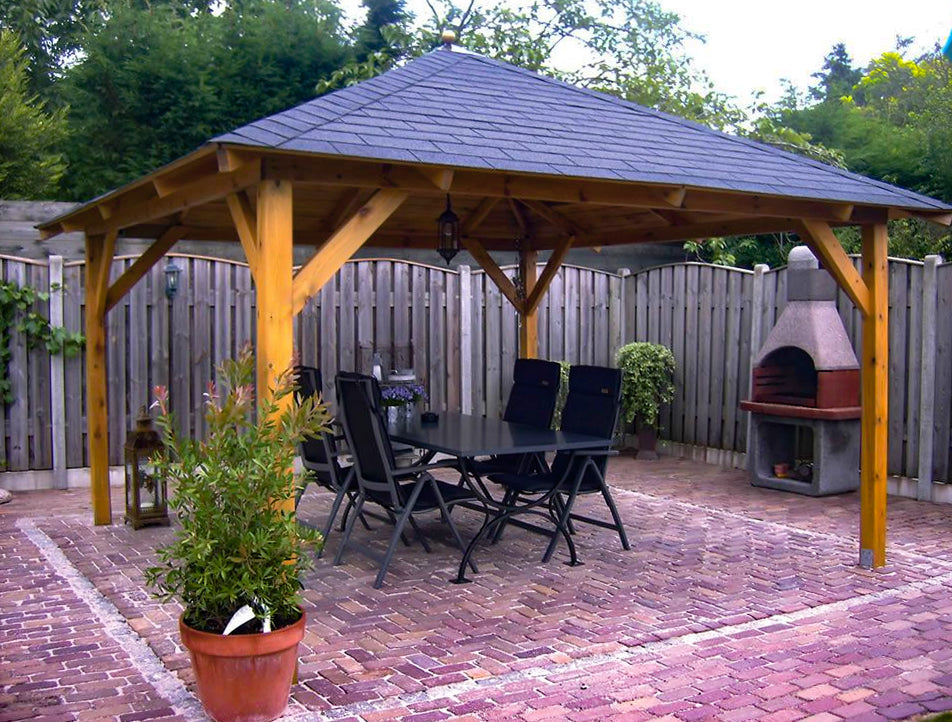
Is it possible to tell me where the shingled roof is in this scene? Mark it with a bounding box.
[216,46,950,213]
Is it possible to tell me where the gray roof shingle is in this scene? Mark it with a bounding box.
[215,48,951,212]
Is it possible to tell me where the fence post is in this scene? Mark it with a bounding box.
[459,265,473,415]
[917,255,941,501]
[616,268,630,348]
[745,264,769,457]
[610,268,629,359]
[48,255,68,490]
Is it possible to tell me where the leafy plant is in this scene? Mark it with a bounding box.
[380,382,426,407]
[551,361,570,430]
[615,342,675,429]
[0,280,84,404]
[145,346,332,635]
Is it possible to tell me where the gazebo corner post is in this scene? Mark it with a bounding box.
[859,223,889,568]
[254,178,295,415]
[84,230,116,525]
[518,248,538,359]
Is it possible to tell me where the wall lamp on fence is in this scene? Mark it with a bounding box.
[437,194,460,265]
[164,259,181,300]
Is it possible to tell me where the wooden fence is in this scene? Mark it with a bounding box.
[2,252,950,487]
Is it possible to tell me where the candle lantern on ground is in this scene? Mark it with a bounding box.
[124,406,170,529]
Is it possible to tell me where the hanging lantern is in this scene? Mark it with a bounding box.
[437,195,460,264]
[164,259,181,300]
[124,406,169,529]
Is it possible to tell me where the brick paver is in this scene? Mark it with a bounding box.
[3,456,952,720]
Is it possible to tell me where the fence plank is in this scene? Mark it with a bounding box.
[723,270,743,452]
[670,264,686,442]
[171,258,191,439]
[411,264,428,393]
[191,260,211,440]
[375,262,393,372]
[903,263,922,479]
[917,256,939,497]
[484,276,501,418]
[548,269,564,362]
[501,269,517,404]
[472,272,485,416]
[459,266,473,414]
[339,262,356,377]
[393,262,410,369]
[357,262,374,374]
[934,261,952,481]
[682,264,700,445]
[708,267,728,449]
[446,272,460,412]
[580,269,594,364]
[64,264,84,468]
[695,264,713,447]
[429,269,446,411]
[565,267,579,364]
[106,262,127,465]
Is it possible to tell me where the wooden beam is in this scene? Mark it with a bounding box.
[684,190,854,222]
[225,192,259,281]
[509,198,532,234]
[327,188,365,231]
[461,197,500,235]
[87,162,262,236]
[461,237,523,312]
[418,166,455,192]
[518,199,584,237]
[518,248,539,359]
[794,219,870,316]
[85,230,116,526]
[859,223,889,568]
[588,216,801,246]
[524,234,574,315]
[292,188,409,314]
[105,226,185,312]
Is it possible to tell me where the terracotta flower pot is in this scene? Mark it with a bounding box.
[179,609,305,722]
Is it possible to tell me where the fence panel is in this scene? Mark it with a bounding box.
[0,253,949,484]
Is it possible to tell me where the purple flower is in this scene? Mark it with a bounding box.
[381,383,427,407]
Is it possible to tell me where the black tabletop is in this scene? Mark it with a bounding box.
[388,412,610,458]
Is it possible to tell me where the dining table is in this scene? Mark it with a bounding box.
[387,411,613,582]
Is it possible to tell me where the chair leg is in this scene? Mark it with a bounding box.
[408,516,433,553]
[598,481,631,551]
[491,489,517,544]
[373,481,427,589]
[334,494,365,566]
[543,482,582,564]
[384,509,414,547]
[319,484,351,559]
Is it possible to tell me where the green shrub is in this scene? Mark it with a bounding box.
[615,342,676,429]
[145,346,331,634]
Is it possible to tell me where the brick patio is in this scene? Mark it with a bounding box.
[3,456,952,721]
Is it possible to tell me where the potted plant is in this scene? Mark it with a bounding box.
[145,346,330,722]
[615,342,676,459]
[380,382,427,422]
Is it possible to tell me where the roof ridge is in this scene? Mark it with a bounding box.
[459,52,947,210]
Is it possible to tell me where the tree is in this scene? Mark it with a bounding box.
[810,42,861,101]
[0,30,67,199]
[354,0,409,60]
[57,0,350,201]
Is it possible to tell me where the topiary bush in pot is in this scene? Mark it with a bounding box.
[615,342,676,459]
[145,345,331,722]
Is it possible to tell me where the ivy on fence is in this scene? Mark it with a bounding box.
[0,280,84,403]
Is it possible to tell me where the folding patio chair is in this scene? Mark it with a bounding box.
[335,372,479,588]
[293,366,370,556]
[455,358,562,491]
[489,364,630,563]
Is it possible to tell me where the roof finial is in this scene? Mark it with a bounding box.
[440,29,457,49]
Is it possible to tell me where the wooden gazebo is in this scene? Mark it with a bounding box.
[39,45,952,568]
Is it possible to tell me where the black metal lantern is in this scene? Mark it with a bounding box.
[164,259,181,300]
[437,195,460,264]
[124,406,169,529]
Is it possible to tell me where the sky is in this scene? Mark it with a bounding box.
[338,0,951,103]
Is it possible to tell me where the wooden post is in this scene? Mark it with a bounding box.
[860,224,889,568]
[49,256,67,490]
[611,268,630,358]
[916,254,941,501]
[519,249,538,358]
[85,232,115,525]
[746,264,769,462]
[459,265,473,414]
[254,179,295,408]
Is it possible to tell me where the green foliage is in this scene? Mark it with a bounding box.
[58,0,348,200]
[0,31,67,199]
[145,346,332,634]
[551,360,570,430]
[0,280,84,404]
[615,342,674,429]
[354,0,409,60]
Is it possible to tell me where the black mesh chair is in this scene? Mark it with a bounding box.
[294,366,369,556]
[488,364,630,563]
[458,359,562,489]
[335,373,479,588]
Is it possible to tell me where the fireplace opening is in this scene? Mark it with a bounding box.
[752,347,818,406]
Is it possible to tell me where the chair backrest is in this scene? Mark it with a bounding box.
[294,366,341,488]
[552,365,622,489]
[336,373,402,506]
[337,370,385,410]
[503,358,562,428]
